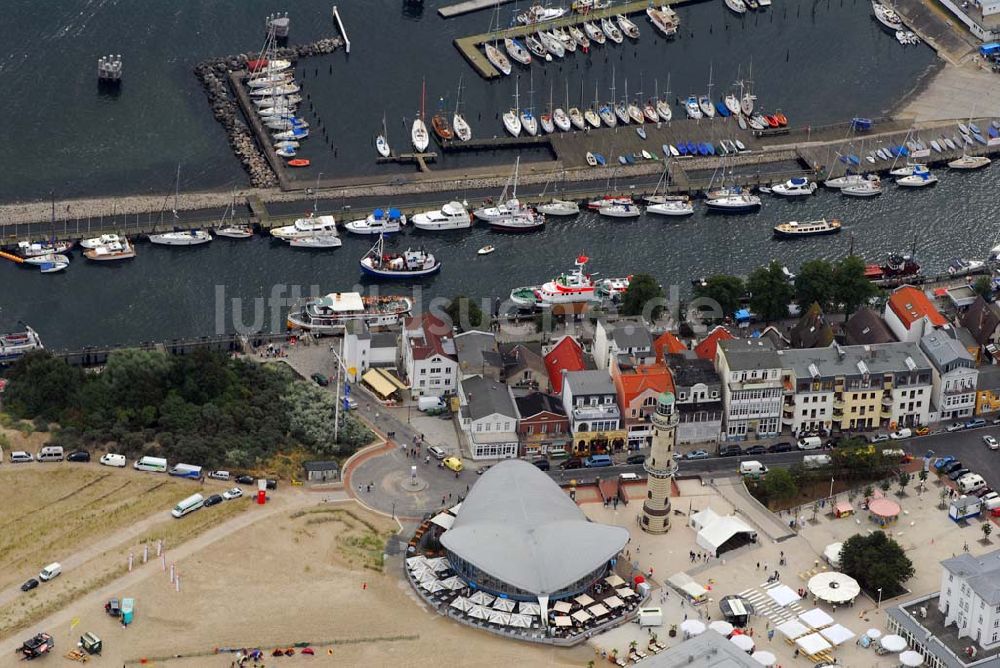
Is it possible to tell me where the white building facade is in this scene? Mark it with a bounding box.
[939,550,1000,650]
[715,340,784,442]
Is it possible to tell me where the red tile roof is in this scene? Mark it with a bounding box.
[694,326,734,361]
[405,312,454,362]
[544,336,586,394]
[612,362,674,410]
[654,331,686,363]
[888,286,947,329]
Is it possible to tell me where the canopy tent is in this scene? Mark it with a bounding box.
[808,572,861,605]
[605,574,626,587]
[730,634,755,652]
[468,604,490,620]
[833,501,854,518]
[751,651,777,666]
[689,508,758,557]
[680,619,707,636]
[588,603,610,617]
[868,498,901,525]
[553,616,572,627]
[616,587,637,598]
[823,542,844,568]
[820,624,856,646]
[767,584,801,607]
[430,513,456,530]
[880,634,907,652]
[795,633,833,656]
[575,594,595,607]
[469,591,495,606]
[776,619,810,640]
[450,596,473,612]
[799,608,835,629]
[406,555,428,569]
[571,609,592,623]
[425,556,450,573]
[493,598,516,612]
[552,601,573,614]
[604,595,624,609]
[709,620,734,636]
[440,576,465,591]
[508,613,532,628]
[667,572,708,602]
[518,602,541,616]
[361,368,398,399]
[488,610,511,625]
[899,650,924,666]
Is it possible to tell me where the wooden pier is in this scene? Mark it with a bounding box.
[454,0,700,79]
[440,134,555,153]
[439,0,516,18]
[375,152,438,172]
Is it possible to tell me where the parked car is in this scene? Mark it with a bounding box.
[444,457,464,473]
[208,470,230,481]
[559,458,583,470]
[263,478,278,490]
[719,445,742,457]
[66,450,91,463]
[744,445,767,455]
[20,578,38,592]
[203,494,224,507]
[948,467,971,481]
[626,454,646,465]
[946,422,965,433]
[942,461,964,475]
[966,418,987,429]
[235,475,255,485]
[346,398,359,410]
[686,449,711,460]
[99,453,126,467]
[475,465,492,475]
[869,434,890,444]
[934,456,955,471]
[984,435,999,450]
[768,442,794,453]
[222,487,243,500]
[531,459,550,471]
[982,491,1000,504]
[427,445,446,460]
[104,598,121,617]
[10,451,33,463]
[994,417,1000,426]
[310,373,330,387]
[974,487,995,498]
[914,427,929,436]
[890,428,912,440]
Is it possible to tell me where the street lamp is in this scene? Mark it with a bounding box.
[829,476,835,500]
[877,587,883,610]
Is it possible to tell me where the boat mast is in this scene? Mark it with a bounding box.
[420,78,426,122]
[514,74,520,114]
[454,75,463,117]
[706,62,713,103]
[172,164,180,219]
[513,156,520,199]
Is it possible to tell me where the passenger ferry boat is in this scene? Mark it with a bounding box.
[509,255,631,309]
[286,292,413,333]
[0,325,42,364]
[271,214,337,240]
[773,219,842,238]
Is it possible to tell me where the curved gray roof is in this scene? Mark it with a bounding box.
[441,460,629,596]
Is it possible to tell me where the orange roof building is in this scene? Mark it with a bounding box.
[544,336,586,394]
[654,331,687,363]
[884,285,947,343]
[694,326,734,361]
[611,358,674,448]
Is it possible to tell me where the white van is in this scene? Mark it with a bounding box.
[38,562,62,581]
[797,436,823,450]
[739,460,768,477]
[99,453,127,468]
[10,451,33,463]
[134,456,168,473]
[171,493,205,519]
[958,473,987,495]
[37,446,64,462]
[619,472,641,482]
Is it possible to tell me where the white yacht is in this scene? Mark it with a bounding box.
[767,177,817,197]
[80,233,122,250]
[344,208,406,235]
[725,0,748,14]
[411,201,472,230]
[896,167,938,187]
[889,162,928,177]
[271,214,338,240]
[503,108,523,137]
[411,118,429,152]
[520,108,539,136]
[536,199,580,216]
[598,199,642,218]
[289,234,342,249]
[872,0,903,30]
[948,154,991,170]
[148,229,212,246]
[704,193,762,213]
[83,237,136,261]
[552,108,572,132]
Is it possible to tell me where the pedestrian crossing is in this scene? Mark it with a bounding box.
[738,581,806,626]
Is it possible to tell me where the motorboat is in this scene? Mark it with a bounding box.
[842,176,883,197]
[276,147,296,158]
[23,253,70,267]
[872,0,903,30]
[80,233,121,250]
[478,245,496,256]
[553,108,572,132]
[83,238,136,261]
[568,25,590,49]
[431,113,454,141]
[769,177,817,197]
[271,213,337,240]
[516,4,569,24]
[344,207,407,235]
[684,96,703,119]
[823,173,867,189]
[889,162,928,177]
[617,14,640,39]
[0,325,43,364]
[948,257,986,276]
[510,255,631,308]
[647,6,679,36]
[148,229,212,246]
[569,107,587,130]
[646,199,695,216]
[705,193,762,213]
[286,292,413,333]
[656,99,672,121]
[504,38,532,66]
[215,224,254,239]
[773,218,842,238]
[484,43,512,76]
[949,154,991,170]
[895,167,938,187]
[725,0,748,14]
[601,17,624,43]
[289,234,343,249]
[598,198,641,218]
[411,201,472,230]
[537,199,581,216]
[584,21,606,45]
[586,152,598,166]
[359,234,440,279]
[15,240,74,258]
[520,108,539,136]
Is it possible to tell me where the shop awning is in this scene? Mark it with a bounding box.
[362,368,397,398]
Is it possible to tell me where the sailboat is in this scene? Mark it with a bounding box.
[949,109,992,170]
[540,80,556,134]
[453,76,473,141]
[503,76,524,137]
[474,158,545,232]
[484,1,512,75]
[591,78,608,128]
[520,71,540,136]
[741,63,756,115]
[536,174,581,216]
[699,65,716,118]
[625,79,644,124]
[553,81,572,132]
[215,191,254,239]
[412,79,430,152]
[657,74,673,121]
[149,166,214,246]
[375,112,391,158]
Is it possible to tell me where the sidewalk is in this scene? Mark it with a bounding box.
[712,477,796,542]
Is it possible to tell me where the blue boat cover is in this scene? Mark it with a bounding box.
[706,144,716,155]
[735,309,751,322]
[851,117,873,130]
[389,208,401,219]
[373,208,384,218]
[686,142,697,154]
[678,144,688,155]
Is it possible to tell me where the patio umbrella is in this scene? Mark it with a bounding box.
[467,604,490,620]
[493,598,516,612]
[808,572,861,605]
[616,587,637,598]
[421,579,445,593]
[553,616,572,627]
[518,602,541,616]
[411,565,433,581]
[730,634,755,652]
[751,651,777,666]
[588,603,610,617]
[553,601,573,614]
[508,613,531,628]
[680,619,706,636]
[709,620,734,636]
[426,556,450,573]
[469,591,495,606]
[406,555,428,569]
[488,610,511,625]
[880,634,907,653]
[571,609,592,623]
[899,650,924,667]
[575,594,595,607]
[419,571,439,586]
[605,574,626,587]
[440,576,465,591]
[865,628,883,640]
[449,596,472,612]
[604,595,624,609]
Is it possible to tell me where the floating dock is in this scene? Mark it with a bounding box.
[439,0,516,18]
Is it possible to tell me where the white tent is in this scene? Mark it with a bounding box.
[730,634,755,652]
[799,608,835,629]
[690,508,757,556]
[468,604,490,620]
[795,633,833,656]
[819,624,856,646]
[680,619,707,636]
[880,634,907,652]
[450,596,473,612]
[493,598,516,612]
[508,613,532,628]
[808,572,861,605]
[823,542,843,568]
[430,513,456,530]
[751,650,777,666]
[776,619,809,640]
[518,602,541,616]
[469,591,495,606]
[488,610,511,625]
[709,620,734,636]
[767,584,801,607]
[899,650,924,666]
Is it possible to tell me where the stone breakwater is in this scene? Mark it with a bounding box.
[192,38,343,188]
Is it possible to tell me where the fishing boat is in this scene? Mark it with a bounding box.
[484,43,512,76]
[0,325,43,364]
[509,255,631,308]
[359,234,441,279]
[705,192,762,213]
[949,154,992,170]
[773,218,842,238]
[83,237,136,261]
[598,197,641,218]
[601,17,624,43]
[344,208,407,235]
[646,198,695,216]
[289,234,343,249]
[537,199,581,216]
[768,177,817,197]
[478,245,496,256]
[504,37,532,65]
[647,6,679,36]
[584,21,606,45]
[895,166,938,187]
[287,159,311,168]
[569,25,590,49]
[80,233,121,250]
[286,292,413,333]
[725,0,748,14]
[617,14,640,39]
[684,96,703,119]
[14,240,74,258]
[453,76,473,142]
[271,213,338,240]
[148,229,212,246]
[872,0,903,30]
[842,176,883,197]
[411,201,472,230]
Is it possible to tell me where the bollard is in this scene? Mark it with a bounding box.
[128,552,134,572]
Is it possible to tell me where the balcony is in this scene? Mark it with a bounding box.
[833,397,845,410]
[781,413,794,426]
[880,405,893,419]
[833,407,843,418]
[572,405,621,422]
[882,395,893,407]
[783,403,795,415]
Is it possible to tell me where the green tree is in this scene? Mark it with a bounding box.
[863,484,875,500]
[973,276,994,300]
[839,531,915,598]
[762,467,799,503]
[983,522,993,542]
[832,255,877,315]
[444,295,485,332]
[879,478,892,494]
[2,351,84,421]
[794,260,835,310]
[897,471,911,495]
[693,274,745,320]
[621,273,665,319]
[747,261,794,323]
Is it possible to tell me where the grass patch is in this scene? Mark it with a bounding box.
[291,508,392,572]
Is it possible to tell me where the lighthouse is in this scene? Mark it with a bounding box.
[641,391,678,534]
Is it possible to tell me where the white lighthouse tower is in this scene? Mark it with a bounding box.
[641,391,678,534]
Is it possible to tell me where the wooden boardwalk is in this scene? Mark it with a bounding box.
[455,0,697,79]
